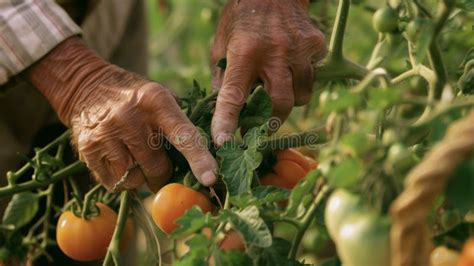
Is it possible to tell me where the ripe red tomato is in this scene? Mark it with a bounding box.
[56,203,133,261]
[261,149,318,189]
[151,183,214,234]
[220,231,245,252]
[458,238,474,266]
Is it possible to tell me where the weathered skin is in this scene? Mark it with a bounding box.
[24,0,326,192]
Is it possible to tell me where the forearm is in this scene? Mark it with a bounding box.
[25,37,145,126]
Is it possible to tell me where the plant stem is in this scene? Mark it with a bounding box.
[258,128,327,153]
[103,191,131,266]
[189,91,218,123]
[315,58,369,81]
[289,185,330,260]
[328,0,351,61]
[81,184,103,219]
[9,131,71,182]
[0,161,87,198]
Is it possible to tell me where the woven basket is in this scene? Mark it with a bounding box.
[389,110,474,266]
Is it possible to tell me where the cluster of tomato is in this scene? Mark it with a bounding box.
[54,149,317,262]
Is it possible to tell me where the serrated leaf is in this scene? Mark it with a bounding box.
[175,234,212,266]
[239,87,273,129]
[327,157,363,189]
[321,90,362,114]
[172,207,212,239]
[285,170,321,218]
[2,192,39,231]
[368,89,401,109]
[217,126,267,196]
[225,206,272,248]
[230,186,290,208]
[257,238,304,266]
[445,157,474,214]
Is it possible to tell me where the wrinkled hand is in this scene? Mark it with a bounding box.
[211,0,326,145]
[27,37,218,192]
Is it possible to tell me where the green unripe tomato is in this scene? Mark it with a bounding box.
[337,213,391,266]
[385,143,417,177]
[373,7,399,33]
[325,189,361,240]
[441,209,461,231]
[302,226,335,258]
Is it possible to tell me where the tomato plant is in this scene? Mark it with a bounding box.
[0,0,473,265]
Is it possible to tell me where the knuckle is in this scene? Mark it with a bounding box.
[137,83,172,111]
[169,122,203,150]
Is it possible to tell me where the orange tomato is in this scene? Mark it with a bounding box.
[151,183,214,234]
[261,149,318,189]
[220,231,245,252]
[56,203,133,262]
[458,238,474,266]
[274,149,318,172]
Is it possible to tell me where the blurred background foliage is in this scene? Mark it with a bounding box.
[146,0,474,115]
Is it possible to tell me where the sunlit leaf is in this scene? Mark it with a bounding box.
[327,157,363,189]
[286,170,321,218]
[225,206,272,248]
[172,207,213,239]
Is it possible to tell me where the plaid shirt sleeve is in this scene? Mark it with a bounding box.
[0,0,81,85]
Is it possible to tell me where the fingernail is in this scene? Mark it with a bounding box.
[215,133,232,146]
[200,171,217,186]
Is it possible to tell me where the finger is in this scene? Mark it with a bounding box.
[211,51,257,145]
[210,1,237,90]
[102,141,146,191]
[140,84,219,186]
[290,62,314,106]
[123,126,173,192]
[261,65,295,124]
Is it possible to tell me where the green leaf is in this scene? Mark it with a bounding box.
[175,234,212,266]
[239,87,273,130]
[320,90,362,114]
[217,126,267,196]
[213,250,252,266]
[257,238,304,266]
[2,192,39,231]
[445,156,474,214]
[368,89,401,109]
[285,170,321,218]
[230,186,290,208]
[341,132,373,156]
[172,207,213,239]
[327,157,363,189]
[456,0,474,10]
[225,206,272,248]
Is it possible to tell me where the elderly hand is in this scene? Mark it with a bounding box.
[211,0,326,145]
[26,37,218,192]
